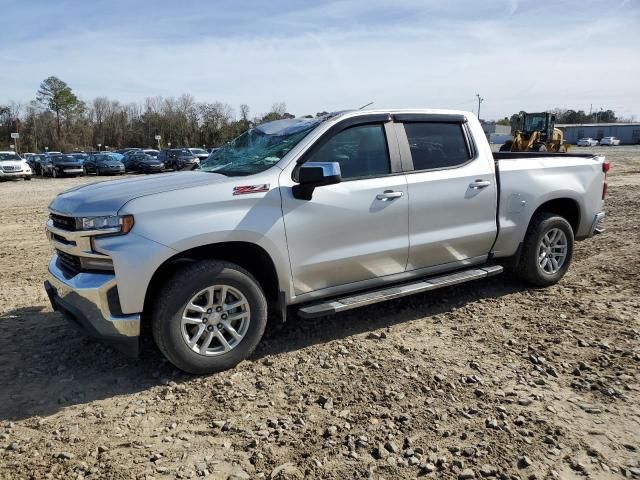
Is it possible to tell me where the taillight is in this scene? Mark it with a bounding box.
[602,161,610,199]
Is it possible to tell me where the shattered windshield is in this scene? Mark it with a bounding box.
[199,117,323,176]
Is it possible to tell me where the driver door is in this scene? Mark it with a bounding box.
[280,121,409,295]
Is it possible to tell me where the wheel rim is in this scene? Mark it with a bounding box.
[180,285,250,356]
[538,228,568,274]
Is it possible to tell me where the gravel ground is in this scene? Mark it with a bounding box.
[1,148,639,479]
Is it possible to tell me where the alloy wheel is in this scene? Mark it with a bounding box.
[180,285,251,356]
[537,228,568,274]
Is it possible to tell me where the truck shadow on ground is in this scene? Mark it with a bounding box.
[0,275,526,421]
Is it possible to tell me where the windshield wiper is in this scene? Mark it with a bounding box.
[213,170,251,177]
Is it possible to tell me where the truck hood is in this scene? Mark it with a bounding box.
[49,171,228,216]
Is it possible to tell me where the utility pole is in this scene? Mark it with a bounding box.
[476,94,484,121]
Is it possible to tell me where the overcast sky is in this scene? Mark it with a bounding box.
[1,0,639,120]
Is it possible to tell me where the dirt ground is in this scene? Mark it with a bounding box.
[1,147,639,480]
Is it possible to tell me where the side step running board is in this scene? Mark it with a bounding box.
[297,265,503,319]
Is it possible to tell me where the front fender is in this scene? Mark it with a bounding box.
[117,178,294,307]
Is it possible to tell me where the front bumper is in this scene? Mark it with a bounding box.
[0,170,32,179]
[44,255,141,356]
[58,168,83,175]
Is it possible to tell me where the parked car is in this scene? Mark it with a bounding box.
[41,154,84,178]
[577,137,599,147]
[120,150,142,171]
[0,151,32,181]
[122,151,165,173]
[187,148,209,162]
[83,153,126,176]
[43,109,609,374]
[23,153,36,165]
[158,148,198,171]
[599,136,620,146]
[24,153,46,173]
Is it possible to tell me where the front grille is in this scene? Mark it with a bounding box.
[50,213,77,231]
[56,249,82,277]
[2,165,19,171]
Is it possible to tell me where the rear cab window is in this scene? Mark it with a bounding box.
[402,122,472,171]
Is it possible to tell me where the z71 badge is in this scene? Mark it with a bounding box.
[233,184,270,195]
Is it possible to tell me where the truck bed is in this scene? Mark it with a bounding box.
[491,151,606,258]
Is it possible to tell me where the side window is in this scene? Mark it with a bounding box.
[403,122,471,171]
[306,124,390,180]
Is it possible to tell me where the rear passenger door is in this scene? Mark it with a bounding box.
[394,116,498,271]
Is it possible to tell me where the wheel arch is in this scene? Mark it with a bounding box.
[528,197,581,235]
[143,241,281,323]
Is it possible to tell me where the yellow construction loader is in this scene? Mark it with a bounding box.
[500,112,569,152]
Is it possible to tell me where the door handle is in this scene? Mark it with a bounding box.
[469,180,491,189]
[376,190,404,200]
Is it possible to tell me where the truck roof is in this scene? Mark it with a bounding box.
[334,108,474,119]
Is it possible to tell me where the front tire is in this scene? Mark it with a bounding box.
[517,212,574,287]
[151,260,268,374]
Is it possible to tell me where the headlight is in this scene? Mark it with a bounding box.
[79,214,134,234]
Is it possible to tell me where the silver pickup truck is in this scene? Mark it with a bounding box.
[44,109,608,373]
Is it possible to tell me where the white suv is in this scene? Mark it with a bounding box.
[600,136,620,146]
[0,151,32,181]
[577,138,599,147]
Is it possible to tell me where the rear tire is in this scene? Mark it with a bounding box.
[151,260,268,374]
[499,141,513,152]
[517,212,574,287]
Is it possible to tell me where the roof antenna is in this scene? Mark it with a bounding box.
[358,101,374,110]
